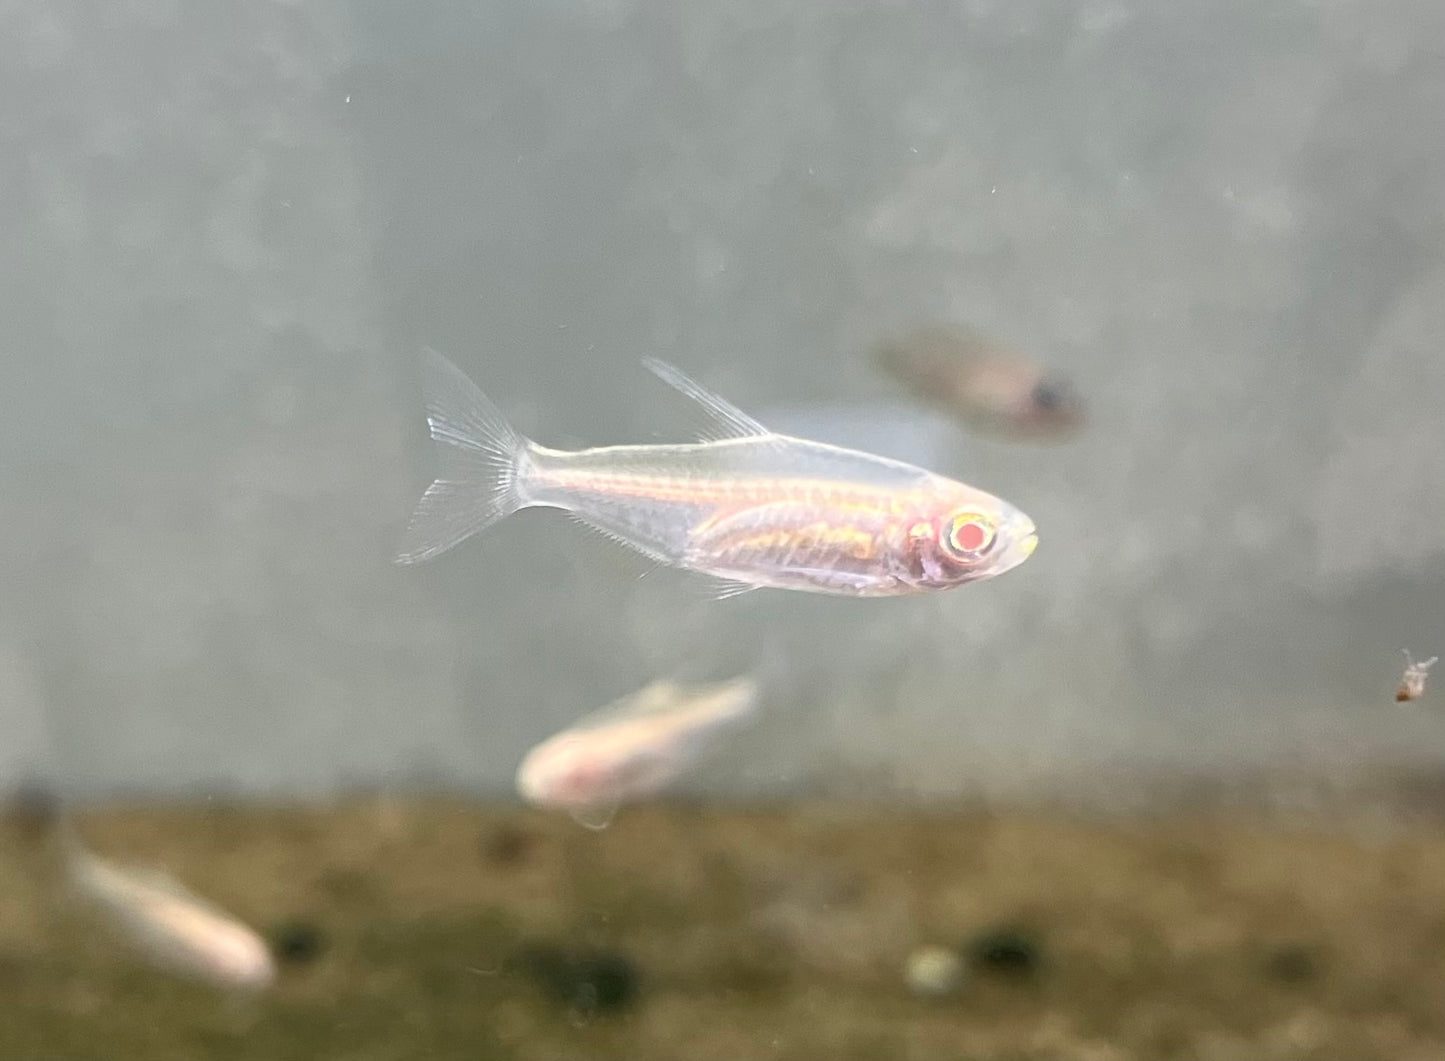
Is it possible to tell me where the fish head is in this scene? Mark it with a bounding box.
[900,483,1038,590]
[517,736,614,808]
[161,902,276,990]
[967,363,1085,440]
[1018,375,1086,436]
[213,928,277,990]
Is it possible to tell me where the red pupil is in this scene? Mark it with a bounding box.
[953,521,987,552]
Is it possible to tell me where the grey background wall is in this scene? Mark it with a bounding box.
[1,0,1442,805]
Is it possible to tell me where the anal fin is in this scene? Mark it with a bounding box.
[564,513,678,569]
[709,578,760,600]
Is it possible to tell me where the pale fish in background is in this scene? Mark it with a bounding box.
[396,350,1038,597]
[1396,649,1438,703]
[872,324,1086,442]
[516,675,759,829]
[62,827,275,991]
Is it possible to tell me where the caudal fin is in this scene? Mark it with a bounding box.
[395,349,530,565]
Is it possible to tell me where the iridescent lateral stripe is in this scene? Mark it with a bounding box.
[536,467,931,518]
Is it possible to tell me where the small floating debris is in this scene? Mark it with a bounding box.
[1396,650,1437,703]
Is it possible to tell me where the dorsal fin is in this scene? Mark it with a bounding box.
[573,676,758,730]
[641,358,773,440]
[569,680,682,731]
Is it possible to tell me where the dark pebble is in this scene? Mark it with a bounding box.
[967,926,1042,977]
[272,921,326,965]
[480,824,534,867]
[1263,944,1318,984]
[571,953,638,1013]
[514,942,639,1015]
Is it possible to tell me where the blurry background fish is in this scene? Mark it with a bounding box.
[516,675,759,828]
[59,823,275,993]
[872,324,1086,442]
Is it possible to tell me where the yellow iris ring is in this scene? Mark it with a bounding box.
[945,512,995,558]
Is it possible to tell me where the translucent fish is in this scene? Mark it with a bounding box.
[873,324,1085,442]
[516,676,758,819]
[1396,649,1438,703]
[396,350,1038,596]
[63,828,275,992]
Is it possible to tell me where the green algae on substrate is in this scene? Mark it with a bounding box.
[4,798,1445,1060]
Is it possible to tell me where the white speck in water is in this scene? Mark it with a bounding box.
[344,94,351,103]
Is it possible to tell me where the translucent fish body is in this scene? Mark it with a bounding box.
[524,436,1033,595]
[516,677,757,814]
[69,847,276,991]
[397,351,1038,596]
[873,324,1085,441]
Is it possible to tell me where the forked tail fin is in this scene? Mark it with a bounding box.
[395,349,531,565]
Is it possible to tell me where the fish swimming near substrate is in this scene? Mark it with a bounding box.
[62,826,275,991]
[516,675,758,828]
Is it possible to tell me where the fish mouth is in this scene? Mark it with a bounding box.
[1003,514,1038,569]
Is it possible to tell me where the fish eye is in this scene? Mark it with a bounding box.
[943,513,995,559]
[1031,379,1065,410]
